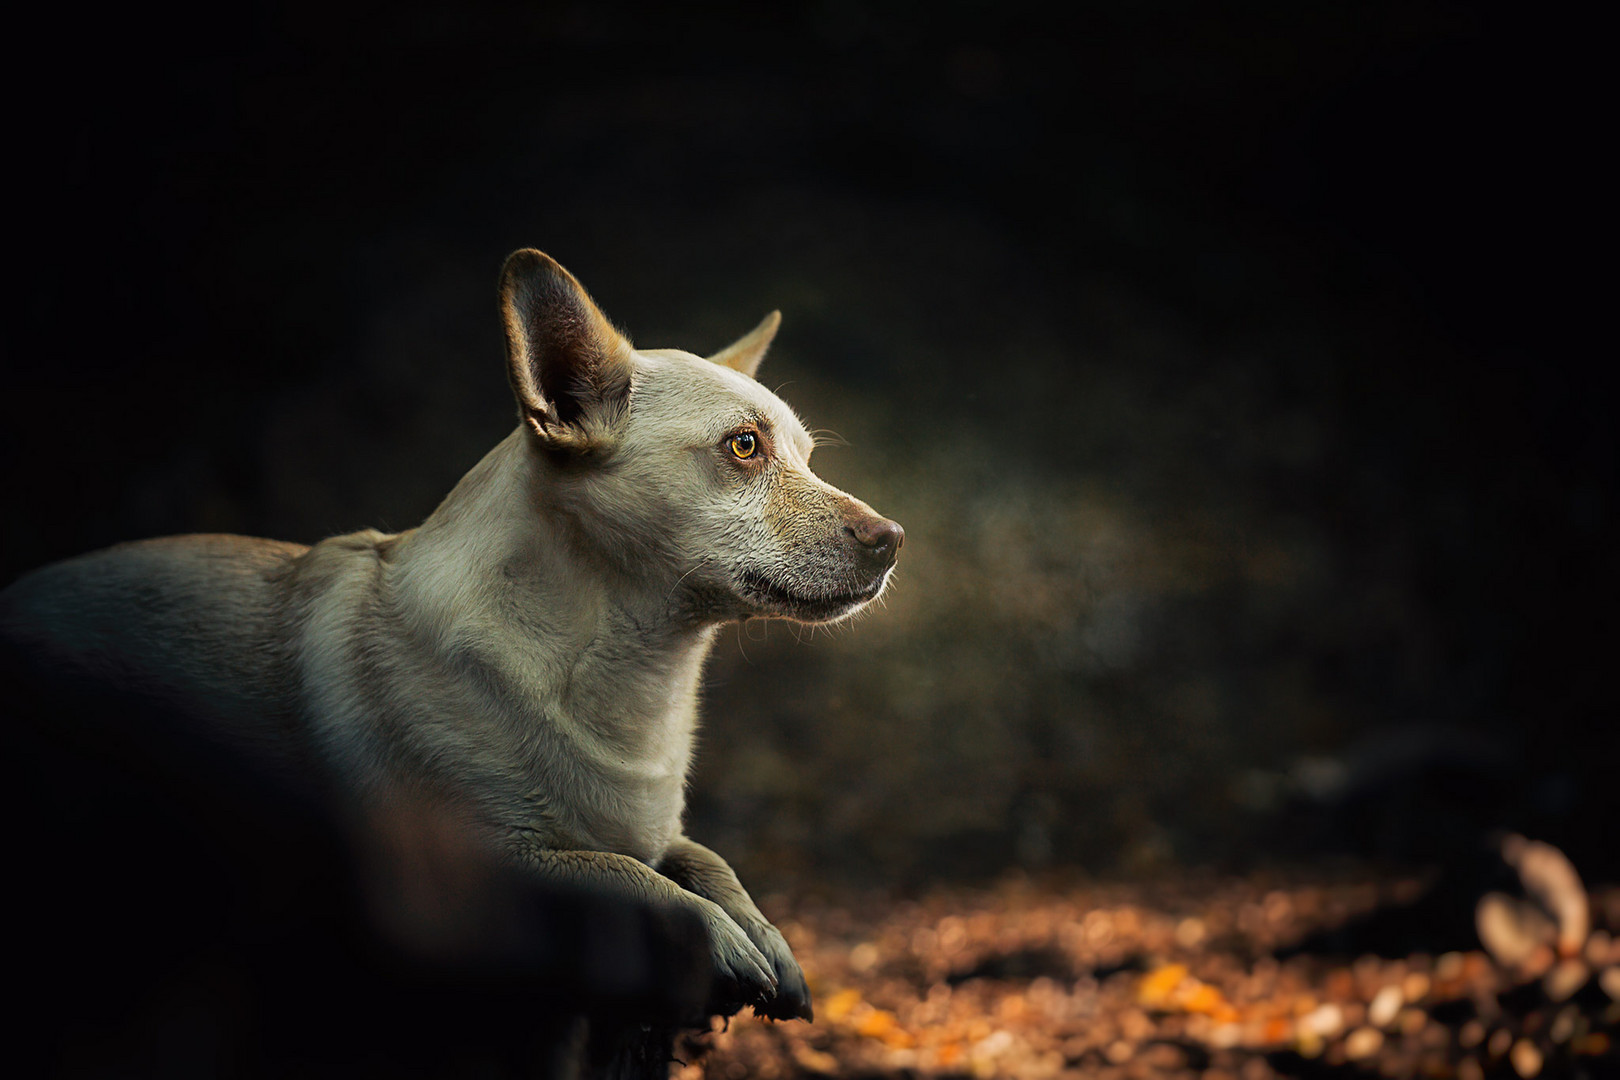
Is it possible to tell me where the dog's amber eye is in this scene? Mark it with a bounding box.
[727,432,759,460]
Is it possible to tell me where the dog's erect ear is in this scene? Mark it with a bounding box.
[707,310,781,379]
[500,249,633,451]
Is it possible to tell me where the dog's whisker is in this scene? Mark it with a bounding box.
[665,555,715,604]
[808,427,849,450]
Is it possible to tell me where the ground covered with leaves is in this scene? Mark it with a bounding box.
[677,869,1619,1079]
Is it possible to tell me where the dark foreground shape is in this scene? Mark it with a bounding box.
[4,645,715,1079]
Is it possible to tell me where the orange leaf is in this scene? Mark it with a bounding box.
[1179,982,1226,1015]
[822,988,863,1022]
[1138,964,1189,1007]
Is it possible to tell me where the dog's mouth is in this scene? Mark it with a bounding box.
[737,569,888,622]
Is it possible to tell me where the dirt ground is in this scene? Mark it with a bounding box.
[676,870,1619,1079]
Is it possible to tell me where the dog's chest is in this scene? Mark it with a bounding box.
[498,640,707,863]
[341,530,718,865]
[524,695,696,862]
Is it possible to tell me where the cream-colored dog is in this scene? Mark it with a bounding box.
[0,249,903,1021]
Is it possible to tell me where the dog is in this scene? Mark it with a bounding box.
[0,249,902,1025]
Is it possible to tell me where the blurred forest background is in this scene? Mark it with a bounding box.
[3,1,1611,895]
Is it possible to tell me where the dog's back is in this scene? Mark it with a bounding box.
[1,533,308,767]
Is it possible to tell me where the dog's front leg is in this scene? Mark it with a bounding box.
[521,847,780,1014]
[657,837,813,1021]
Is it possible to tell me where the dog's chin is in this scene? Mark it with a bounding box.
[736,569,888,624]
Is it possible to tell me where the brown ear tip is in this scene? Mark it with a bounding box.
[500,248,561,284]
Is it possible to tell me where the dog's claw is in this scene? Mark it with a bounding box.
[745,918,814,1022]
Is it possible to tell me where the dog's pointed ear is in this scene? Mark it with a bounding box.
[499,249,633,451]
[707,310,781,379]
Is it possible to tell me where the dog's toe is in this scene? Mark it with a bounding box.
[746,919,813,1022]
[699,901,777,1015]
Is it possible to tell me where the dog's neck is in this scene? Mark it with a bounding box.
[387,428,716,759]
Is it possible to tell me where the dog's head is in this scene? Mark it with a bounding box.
[499,249,901,625]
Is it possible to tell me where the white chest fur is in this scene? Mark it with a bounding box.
[288,450,717,868]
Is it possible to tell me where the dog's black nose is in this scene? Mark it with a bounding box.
[847,515,904,569]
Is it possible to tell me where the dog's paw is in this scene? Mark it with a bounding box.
[745,917,813,1022]
[696,898,777,1014]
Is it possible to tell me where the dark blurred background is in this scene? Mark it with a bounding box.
[4,2,1611,890]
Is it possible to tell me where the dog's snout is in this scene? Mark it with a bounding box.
[846,515,904,568]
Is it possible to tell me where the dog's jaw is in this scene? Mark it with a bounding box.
[735,566,893,624]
